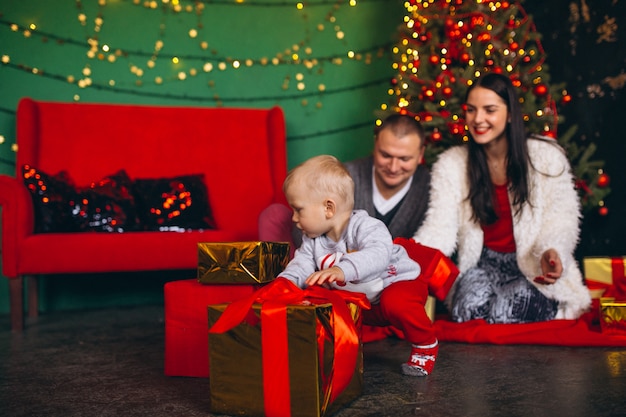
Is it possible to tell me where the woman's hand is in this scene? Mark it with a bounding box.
[305,266,345,287]
[534,248,563,285]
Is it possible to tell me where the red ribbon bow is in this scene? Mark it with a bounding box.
[209,278,371,417]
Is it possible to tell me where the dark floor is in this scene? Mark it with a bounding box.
[1,305,626,417]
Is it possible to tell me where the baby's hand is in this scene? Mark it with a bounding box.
[305,266,345,287]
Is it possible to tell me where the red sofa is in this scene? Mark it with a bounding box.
[0,97,287,332]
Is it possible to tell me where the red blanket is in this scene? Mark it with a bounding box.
[363,312,626,347]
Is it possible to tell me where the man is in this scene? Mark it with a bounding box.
[347,113,429,239]
[258,113,430,254]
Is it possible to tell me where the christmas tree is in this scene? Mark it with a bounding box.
[379,0,610,214]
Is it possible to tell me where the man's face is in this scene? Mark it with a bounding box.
[372,128,424,195]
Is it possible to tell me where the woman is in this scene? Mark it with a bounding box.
[413,72,591,323]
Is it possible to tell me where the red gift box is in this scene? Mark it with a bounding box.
[163,279,259,377]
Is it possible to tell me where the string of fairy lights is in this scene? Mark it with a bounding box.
[0,3,385,88]
[0,0,397,162]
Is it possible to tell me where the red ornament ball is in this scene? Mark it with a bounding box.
[597,173,610,188]
[598,206,609,216]
[533,83,548,96]
[448,122,464,136]
[431,130,442,142]
[429,54,439,65]
[470,16,485,29]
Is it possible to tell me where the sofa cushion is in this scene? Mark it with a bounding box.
[18,230,252,274]
[74,170,140,232]
[22,165,78,233]
[22,165,140,233]
[23,166,217,233]
[131,174,216,231]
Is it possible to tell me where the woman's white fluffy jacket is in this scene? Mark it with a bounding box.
[414,138,591,319]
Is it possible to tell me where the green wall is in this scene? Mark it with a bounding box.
[0,0,403,314]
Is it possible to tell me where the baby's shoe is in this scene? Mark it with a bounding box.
[401,340,439,376]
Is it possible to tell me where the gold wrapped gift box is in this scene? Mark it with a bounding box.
[599,297,626,335]
[583,256,626,299]
[208,301,363,417]
[198,241,290,284]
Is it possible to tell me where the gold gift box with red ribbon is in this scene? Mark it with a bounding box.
[208,278,370,417]
[583,257,626,300]
[197,241,290,284]
[599,297,626,335]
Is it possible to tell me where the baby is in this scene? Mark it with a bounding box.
[277,155,438,376]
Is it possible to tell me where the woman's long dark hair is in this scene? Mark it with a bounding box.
[466,73,530,224]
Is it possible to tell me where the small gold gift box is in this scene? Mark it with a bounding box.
[599,297,626,335]
[208,301,363,417]
[198,241,290,284]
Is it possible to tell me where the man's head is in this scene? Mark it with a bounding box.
[373,114,426,197]
[283,155,354,239]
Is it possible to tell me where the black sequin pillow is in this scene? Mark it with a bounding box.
[22,165,78,233]
[132,174,216,231]
[22,165,140,233]
[72,170,140,232]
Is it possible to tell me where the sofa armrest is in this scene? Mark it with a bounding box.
[0,174,35,278]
